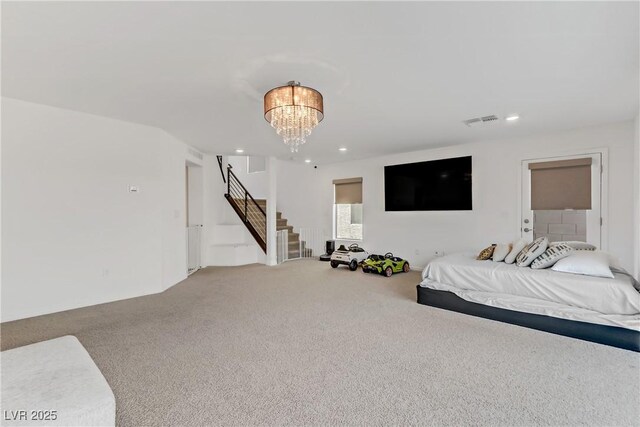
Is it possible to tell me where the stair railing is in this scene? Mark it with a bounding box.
[298,228,326,259]
[216,155,226,184]
[224,164,267,252]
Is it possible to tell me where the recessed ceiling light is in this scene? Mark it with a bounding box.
[235,149,244,153]
[338,147,348,152]
[305,159,311,163]
[506,115,520,121]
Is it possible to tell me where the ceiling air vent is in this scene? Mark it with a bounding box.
[463,114,499,127]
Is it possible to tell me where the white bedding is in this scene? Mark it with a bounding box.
[420,253,640,330]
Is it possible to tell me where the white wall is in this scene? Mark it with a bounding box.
[227,155,268,200]
[1,98,193,321]
[634,113,640,280]
[282,121,636,271]
[276,160,324,232]
[201,155,266,266]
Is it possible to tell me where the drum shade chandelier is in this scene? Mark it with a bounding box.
[264,81,324,152]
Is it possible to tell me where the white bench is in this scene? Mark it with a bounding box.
[1,336,115,427]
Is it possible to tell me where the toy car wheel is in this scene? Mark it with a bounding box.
[349,259,358,271]
[330,261,339,268]
[385,266,393,277]
[403,262,410,273]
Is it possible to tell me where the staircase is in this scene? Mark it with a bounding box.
[225,195,266,252]
[218,157,312,260]
[276,209,312,259]
[223,162,267,252]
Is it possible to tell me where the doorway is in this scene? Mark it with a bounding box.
[521,152,603,248]
[186,162,203,274]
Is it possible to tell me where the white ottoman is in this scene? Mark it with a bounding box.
[1,336,115,427]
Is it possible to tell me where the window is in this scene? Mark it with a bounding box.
[522,153,602,248]
[528,157,594,244]
[247,156,266,173]
[528,158,592,210]
[334,178,363,240]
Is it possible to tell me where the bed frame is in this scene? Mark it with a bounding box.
[416,286,640,352]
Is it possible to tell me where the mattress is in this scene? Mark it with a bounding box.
[420,253,640,330]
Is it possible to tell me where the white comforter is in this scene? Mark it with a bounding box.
[420,253,640,330]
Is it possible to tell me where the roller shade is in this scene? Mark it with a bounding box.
[529,158,592,210]
[333,177,362,204]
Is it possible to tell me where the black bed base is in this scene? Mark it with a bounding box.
[417,286,640,352]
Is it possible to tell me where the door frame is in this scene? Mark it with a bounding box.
[518,148,608,250]
[186,161,204,275]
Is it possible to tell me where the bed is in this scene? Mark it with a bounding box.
[417,253,640,352]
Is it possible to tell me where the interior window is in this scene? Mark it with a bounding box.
[334,178,363,240]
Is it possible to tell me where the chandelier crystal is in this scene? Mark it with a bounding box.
[264,81,324,152]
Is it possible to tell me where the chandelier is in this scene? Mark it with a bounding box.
[264,81,324,152]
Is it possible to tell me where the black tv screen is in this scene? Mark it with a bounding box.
[384,156,472,211]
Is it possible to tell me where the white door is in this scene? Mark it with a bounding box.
[521,152,602,248]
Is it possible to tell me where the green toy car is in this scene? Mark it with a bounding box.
[362,252,410,277]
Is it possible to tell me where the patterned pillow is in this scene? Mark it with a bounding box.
[530,243,573,269]
[551,241,596,251]
[515,237,549,267]
[476,245,496,261]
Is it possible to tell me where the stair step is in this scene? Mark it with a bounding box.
[246,205,266,212]
[226,191,308,259]
[230,198,266,211]
[287,248,313,258]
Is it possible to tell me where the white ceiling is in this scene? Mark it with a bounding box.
[2,1,638,164]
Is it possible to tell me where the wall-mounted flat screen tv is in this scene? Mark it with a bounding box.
[384,156,472,211]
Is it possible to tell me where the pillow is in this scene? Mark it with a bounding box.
[492,243,511,262]
[551,241,596,251]
[601,251,622,269]
[476,245,496,261]
[516,237,549,267]
[530,243,573,269]
[504,239,527,264]
[551,251,614,278]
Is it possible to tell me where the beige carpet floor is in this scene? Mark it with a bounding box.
[2,260,639,426]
